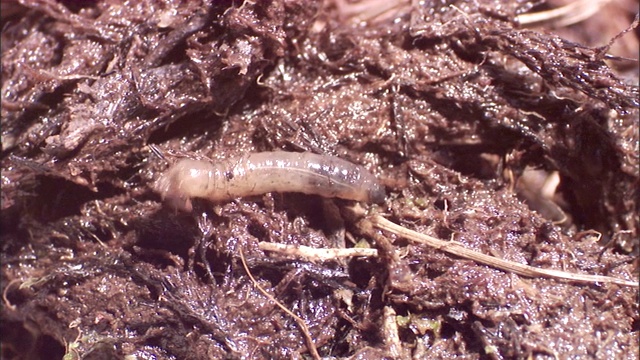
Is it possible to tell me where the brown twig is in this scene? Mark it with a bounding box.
[369,215,638,288]
[258,242,378,261]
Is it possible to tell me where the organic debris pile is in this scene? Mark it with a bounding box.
[1,1,638,359]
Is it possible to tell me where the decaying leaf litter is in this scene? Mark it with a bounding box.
[1,0,638,359]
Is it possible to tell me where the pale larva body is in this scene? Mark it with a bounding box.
[153,151,386,211]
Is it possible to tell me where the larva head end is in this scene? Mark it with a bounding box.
[165,194,194,212]
[152,170,194,212]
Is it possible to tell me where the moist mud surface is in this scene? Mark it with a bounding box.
[1,1,638,359]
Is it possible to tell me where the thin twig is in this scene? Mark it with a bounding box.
[2,279,21,311]
[517,0,612,27]
[369,215,638,287]
[259,242,378,261]
[238,247,321,359]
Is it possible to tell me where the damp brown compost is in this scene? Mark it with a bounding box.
[1,1,638,359]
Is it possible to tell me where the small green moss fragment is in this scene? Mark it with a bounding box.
[396,315,411,327]
[354,239,372,248]
[484,345,498,354]
[410,315,442,337]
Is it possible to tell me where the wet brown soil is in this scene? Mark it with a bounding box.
[1,1,638,359]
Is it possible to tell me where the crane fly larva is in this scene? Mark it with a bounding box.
[153,151,386,211]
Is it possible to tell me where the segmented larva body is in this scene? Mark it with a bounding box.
[153,151,386,211]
